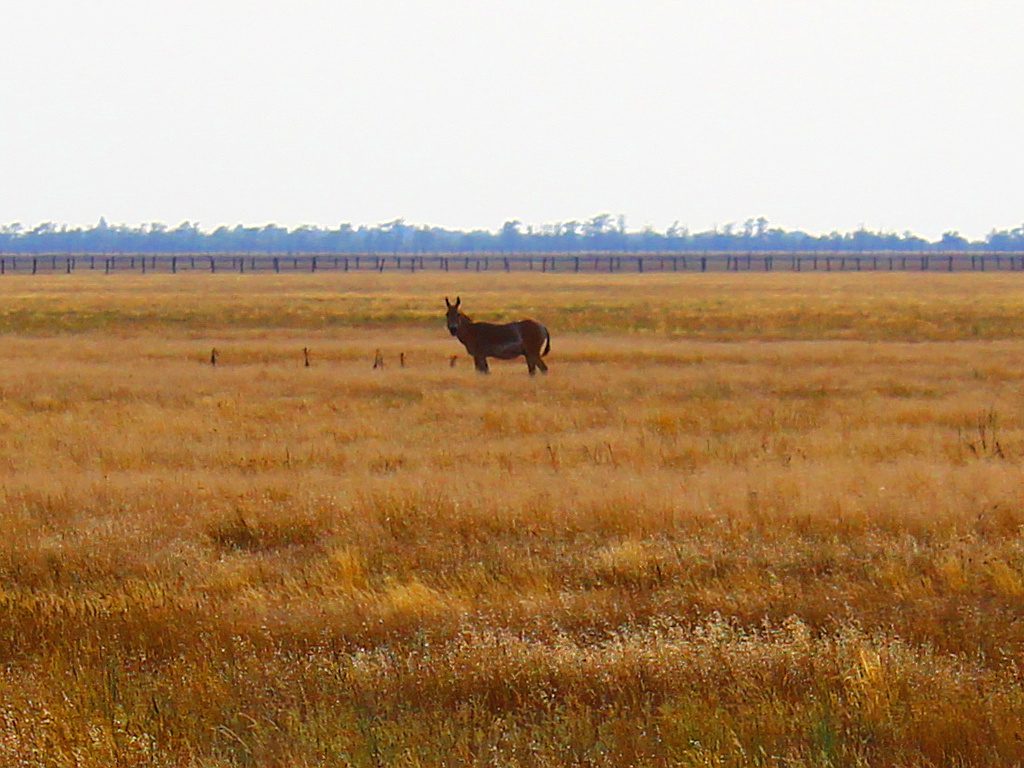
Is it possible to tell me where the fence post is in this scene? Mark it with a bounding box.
[172,256,177,274]
[311,256,317,272]
[505,257,511,272]
[1,259,4,275]
[701,256,707,272]
[638,257,644,273]
[210,257,215,273]
[32,258,37,275]
[948,255,953,272]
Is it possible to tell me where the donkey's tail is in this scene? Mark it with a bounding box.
[542,326,551,357]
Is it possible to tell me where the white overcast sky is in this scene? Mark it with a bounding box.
[2,1,1022,238]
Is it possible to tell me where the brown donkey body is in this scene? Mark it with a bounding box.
[445,297,550,375]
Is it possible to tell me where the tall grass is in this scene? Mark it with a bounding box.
[1,273,1024,766]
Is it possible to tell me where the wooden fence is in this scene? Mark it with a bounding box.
[1,252,1024,275]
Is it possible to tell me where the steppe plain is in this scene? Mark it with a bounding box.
[1,272,1023,766]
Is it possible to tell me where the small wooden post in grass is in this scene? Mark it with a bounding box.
[303,347,311,367]
[210,348,219,366]
[449,355,458,368]
[400,352,406,368]
[373,349,384,369]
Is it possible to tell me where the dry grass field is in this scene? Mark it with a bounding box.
[2,272,1024,767]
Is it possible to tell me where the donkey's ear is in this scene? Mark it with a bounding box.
[455,296,461,308]
[445,296,451,308]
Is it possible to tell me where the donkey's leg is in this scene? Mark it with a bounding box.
[536,358,548,373]
[526,356,537,376]
[474,356,490,374]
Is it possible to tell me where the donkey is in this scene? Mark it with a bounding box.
[445,296,550,375]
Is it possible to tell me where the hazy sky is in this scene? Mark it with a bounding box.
[2,1,1022,238]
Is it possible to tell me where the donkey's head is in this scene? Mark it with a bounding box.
[444,296,461,336]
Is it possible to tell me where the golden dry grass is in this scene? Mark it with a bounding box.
[1,272,1024,766]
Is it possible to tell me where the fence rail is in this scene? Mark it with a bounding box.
[1,252,1024,275]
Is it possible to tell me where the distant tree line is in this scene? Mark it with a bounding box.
[2,215,1024,253]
